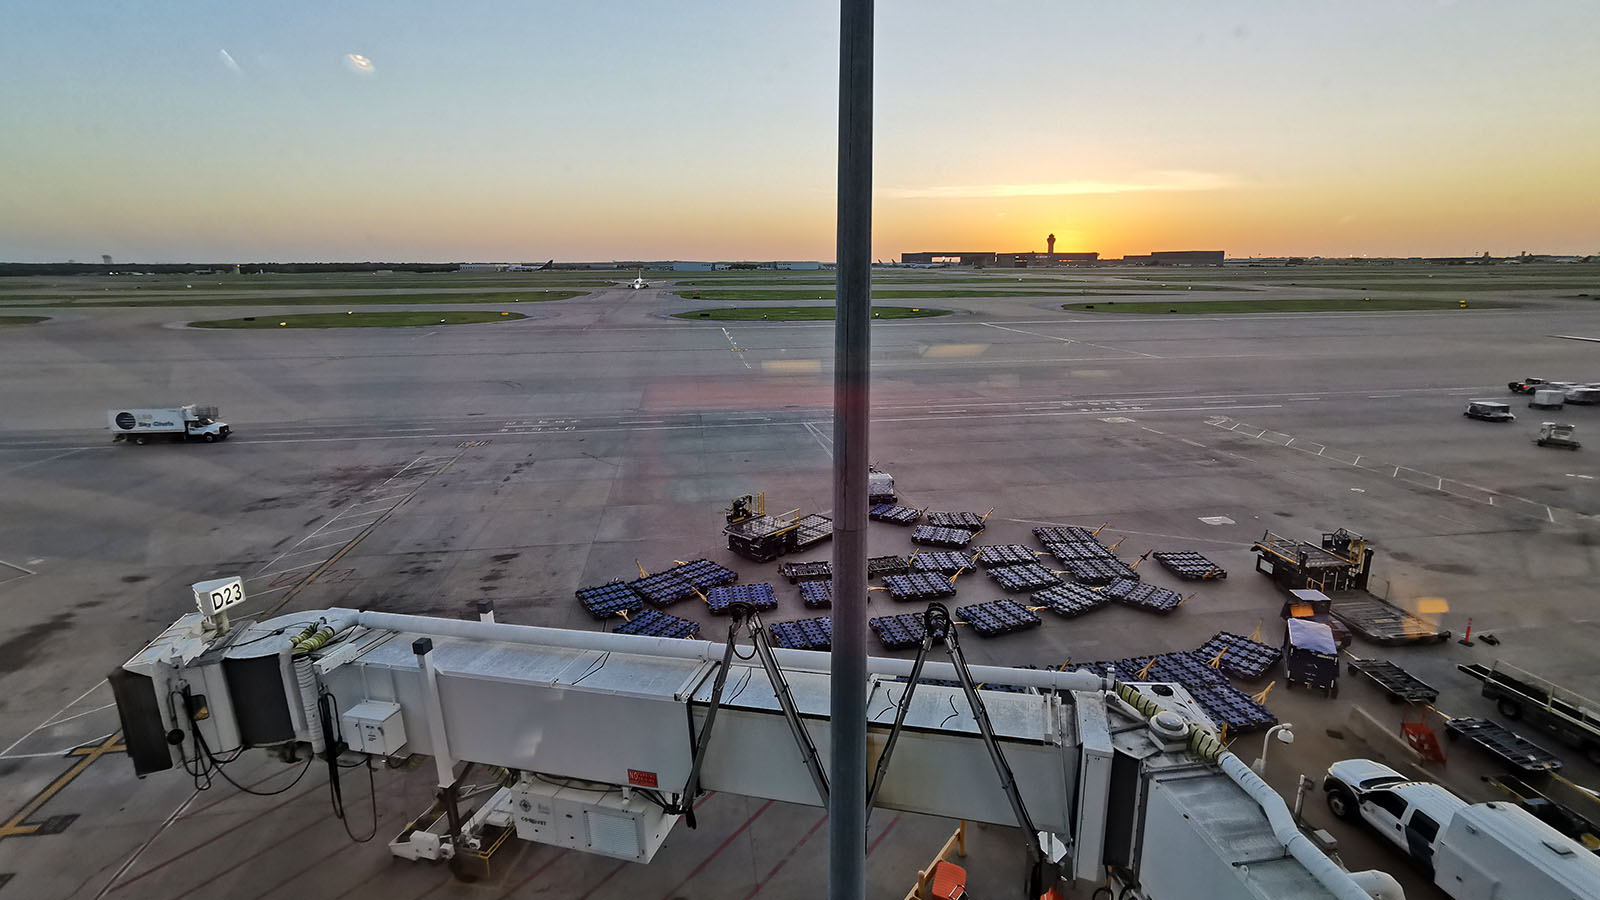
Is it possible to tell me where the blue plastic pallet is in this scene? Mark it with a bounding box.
[1044,541,1116,564]
[869,612,948,650]
[575,580,645,619]
[1031,584,1110,618]
[910,551,971,574]
[1153,551,1227,581]
[704,582,778,614]
[1189,684,1278,733]
[928,511,987,530]
[669,558,739,589]
[1193,632,1281,680]
[1061,558,1138,586]
[883,572,956,602]
[911,526,977,548]
[954,599,1041,637]
[974,544,1038,568]
[869,504,924,526]
[777,560,831,583]
[1103,578,1183,614]
[799,580,833,609]
[629,570,698,607]
[867,555,912,578]
[1032,525,1099,545]
[986,563,1061,593]
[613,608,700,640]
[768,616,833,652]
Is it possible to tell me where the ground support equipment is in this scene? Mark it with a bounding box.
[870,504,924,525]
[576,581,645,619]
[884,572,957,602]
[1327,592,1450,645]
[1346,658,1439,703]
[799,580,834,609]
[954,599,1041,637]
[910,551,971,574]
[928,511,987,531]
[1194,632,1281,681]
[704,583,777,615]
[1103,578,1182,613]
[986,564,1061,593]
[777,560,831,583]
[911,526,978,548]
[768,616,833,652]
[1444,717,1564,774]
[867,555,912,578]
[1030,584,1110,618]
[613,608,699,639]
[629,571,697,607]
[973,544,1037,568]
[1031,525,1098,544]
[1153,551,1227,580]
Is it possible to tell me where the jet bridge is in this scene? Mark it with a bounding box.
[110,594,1397,900]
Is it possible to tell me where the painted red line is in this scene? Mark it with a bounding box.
[109,778,327,891]
[866,813,903,857]
[575,860,630,900]
[658,799,776,900]
[743,813,828,900]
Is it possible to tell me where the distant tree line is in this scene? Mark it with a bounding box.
[0,262,463,277]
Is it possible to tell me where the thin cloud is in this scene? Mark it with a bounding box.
[884,170,1240,200]
[218,48,241,73]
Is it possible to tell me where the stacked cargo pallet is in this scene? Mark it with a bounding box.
[884,572,956,602]
[911,525,978,548]
[1193,632,1281,680]
[1153,551,1227,580]
[768,616,833,652]
[1103,578,1183,614]
[703,582,778,614]
[987,563,1061,592]
[955,599,1041,637]
[867,555,912,578]
[777,560,831,583]
[613,609,700,639]
[869,612,947,650]
[928,511,987,531]
[575,580,645,619]
[973,544,1038,567]
[870,504,924,525]
[799,580,833,609]
[1060,558,1138,586]
[671,559,739,589]
[628,570,698,607]
[1030,584,1110,618]
[910,551,972,574]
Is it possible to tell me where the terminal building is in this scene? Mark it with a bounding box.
[1121,250,1225,266]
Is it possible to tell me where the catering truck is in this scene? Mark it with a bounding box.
[108,406,231,443]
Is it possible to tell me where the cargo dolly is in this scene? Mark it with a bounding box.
[723,492,833,562]
[768,616,833,652]
[1044,541,1116,564]
[954,599,1041,637]
[799,580,834,609]
[1103,578,1184,614]
[1031,524,1100,545]
[869,611,947,650]
[1443,716,1564,774]
[1345,657,1438,703]
[1327,591,1449,645]
[704,583,778,615]
[576,580,645,619]
[927,510,990,531]
[1153,551,1227,581]
[1251,527,1373,593]
[1459,661,1600,765]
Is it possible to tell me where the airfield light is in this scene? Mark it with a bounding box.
[279,321,287,326]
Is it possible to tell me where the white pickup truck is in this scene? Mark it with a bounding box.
[1324,758,1600,899]
[108,406,231,444]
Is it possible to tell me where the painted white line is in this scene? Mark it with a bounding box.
[1180,439,1207,448]
[259,431,316,437]
[2,447,85,474]
[1550,334,1600,343]
[1548,506,1557,523]
[620,419,665,425]
[40,702,116,729]
[385,427,435,433]
[0,557,39,576]
[246,559,325,581]
[0,680,108,757]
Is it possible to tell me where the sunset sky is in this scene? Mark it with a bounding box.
[2,1,1597,262]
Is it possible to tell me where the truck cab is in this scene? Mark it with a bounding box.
[1324,759,1466,877]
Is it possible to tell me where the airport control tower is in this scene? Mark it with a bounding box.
[1047,233,1056,255]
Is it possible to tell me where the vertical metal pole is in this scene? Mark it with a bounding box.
[830,1,873,898]
[413,638,457,789]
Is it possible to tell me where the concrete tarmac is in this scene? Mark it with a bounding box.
[1,277,1598,899]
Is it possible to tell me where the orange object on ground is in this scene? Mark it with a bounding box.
[929,861,968,900]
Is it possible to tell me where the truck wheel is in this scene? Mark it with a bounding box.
[1326,788,1355,820]
[1497,699,1522,719]
[134,436,148,445]
[203,433,216,443]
